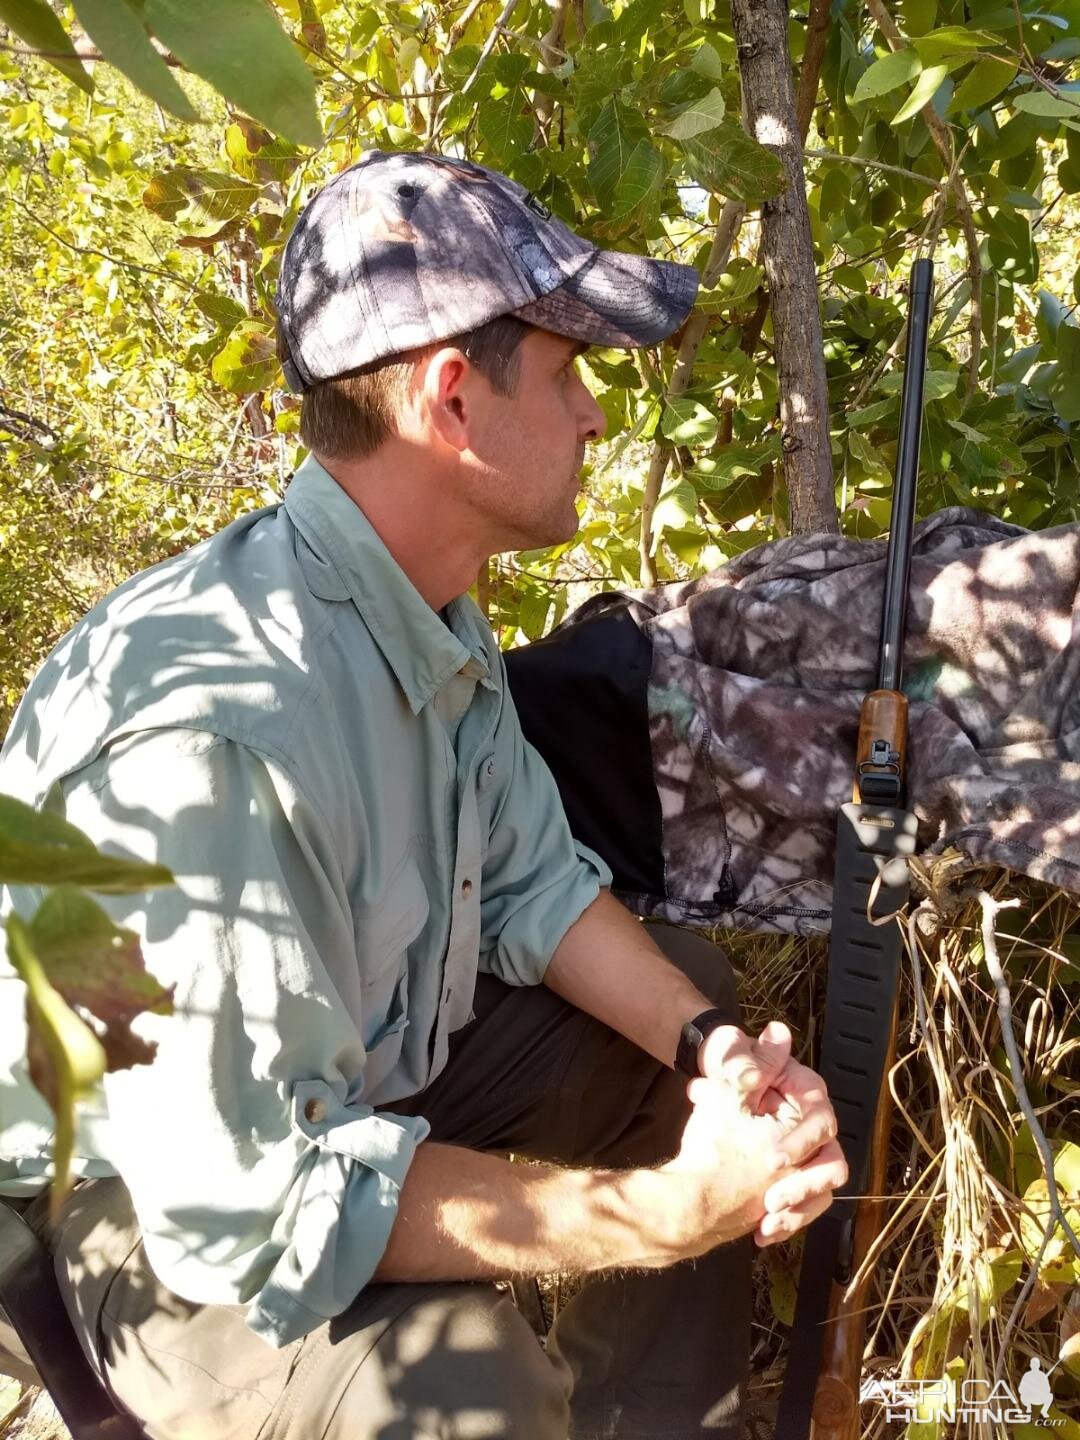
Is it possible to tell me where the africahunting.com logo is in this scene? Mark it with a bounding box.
[862,1358,1065,1425]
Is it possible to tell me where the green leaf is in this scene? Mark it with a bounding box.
[847,396,898,427]
[689,438,781,488]
[0,0,94,93]
[914,25,1003,61]
[852,48,922,104]
[477,98,533,169]
[438,90,474,136]
[848,428,891,479]
[611,140,666,224]
[518,589,553,641]
[691,41,724,80]
[224,119,302,185]
[142,167,259,237]
[28,885,175,1075]
[210,319,279,394]
[588,100,648,211]
[987,207,1039,284]
[892,63,950,124]
[441,44,481,83]
[661,396,719,446]
[0,794,174,893]
[6,915,105,1217]
[1012,89,1080,119]
[679,119,787,203]
[1036,288,1069,350]
[1050,364,1080,422]
[923,369,960,401]
[71,0,198,120]
[948,56,1017,113]
[490,53,531,88]
[658,86,726,140]
[651,479,699,546]
[767,1256,797,1326]
[878,368,958,402]
[143,0,321,146]
[193,292,248,332]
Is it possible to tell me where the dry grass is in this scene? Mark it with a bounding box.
[722,864,1080,1437]
[0,1386,62,1440]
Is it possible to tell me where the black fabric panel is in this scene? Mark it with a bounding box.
[504,598,663,898]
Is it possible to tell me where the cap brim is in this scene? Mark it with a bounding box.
[510,248,699,349]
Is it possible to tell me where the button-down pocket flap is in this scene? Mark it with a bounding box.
[357,852,428,986]
[476,750,498,793]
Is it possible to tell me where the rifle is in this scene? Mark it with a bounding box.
[775,256,935,1440]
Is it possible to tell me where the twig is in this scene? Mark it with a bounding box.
[446,0,488,51]
[978,893,1079,1253]
[0,400,58,446]
[10,194,200,293]
[795,0,832,141]
[976,890,1080,1386]
[804,149,945,190]
[460,0,523,94]
[864,0,983,400]
[639,200,744,584]
[0,39,182,65]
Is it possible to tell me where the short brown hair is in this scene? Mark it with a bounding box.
[290,313,533,461]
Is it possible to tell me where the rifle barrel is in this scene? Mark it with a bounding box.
[876,258,934,694]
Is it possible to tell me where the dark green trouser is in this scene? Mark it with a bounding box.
[50,923,752,1440]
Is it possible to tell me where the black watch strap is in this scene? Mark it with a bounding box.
[675,1007,730,1078]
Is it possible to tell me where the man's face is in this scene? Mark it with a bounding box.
[459,327,608,552]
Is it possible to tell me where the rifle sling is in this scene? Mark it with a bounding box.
[774,801,918,1440]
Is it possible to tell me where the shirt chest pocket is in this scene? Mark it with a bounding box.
[354,852,429,1055]
[474,749,499,851]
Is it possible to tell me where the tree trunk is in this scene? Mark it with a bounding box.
[729,0,838,535]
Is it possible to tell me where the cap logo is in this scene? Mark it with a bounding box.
[523,192,552,221]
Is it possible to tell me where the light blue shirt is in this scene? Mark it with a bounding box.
[0,455,611,1346]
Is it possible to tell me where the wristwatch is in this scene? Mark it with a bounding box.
[675,1008,730,1078]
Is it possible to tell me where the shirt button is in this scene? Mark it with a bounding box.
[461,877,474,898]
[484,759,496,779]
[304,1097,327,1124]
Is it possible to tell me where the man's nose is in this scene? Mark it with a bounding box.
[582,390,607,443]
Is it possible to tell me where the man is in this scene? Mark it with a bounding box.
[0,151,845,1438]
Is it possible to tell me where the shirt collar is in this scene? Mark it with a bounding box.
[283,454,490,715]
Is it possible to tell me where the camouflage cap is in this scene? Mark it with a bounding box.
[275,149,700,392]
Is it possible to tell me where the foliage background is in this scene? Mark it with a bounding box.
[1,0,1079,1432]
[3,0,1079,726]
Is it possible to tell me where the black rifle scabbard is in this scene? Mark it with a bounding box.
[774,801,918,1440]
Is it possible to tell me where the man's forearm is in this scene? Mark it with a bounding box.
[542,890,715,1070]
[371,1141,687,1282]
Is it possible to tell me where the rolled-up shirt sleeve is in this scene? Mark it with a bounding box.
[55,729,428,1349]
[478,661,613,987]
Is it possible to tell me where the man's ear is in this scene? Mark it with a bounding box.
[417,346,476,455]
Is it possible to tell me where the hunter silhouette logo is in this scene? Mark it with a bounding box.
[860,1357,1065,1426]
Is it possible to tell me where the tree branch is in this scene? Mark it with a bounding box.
[731,0,838,535]
[11,194,200,292]
[804,148,945,190]
[796,0,833,141]
[531,0,569,146]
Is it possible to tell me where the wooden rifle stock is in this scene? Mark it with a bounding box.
[806,1003,900,1437]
